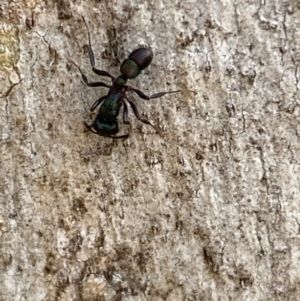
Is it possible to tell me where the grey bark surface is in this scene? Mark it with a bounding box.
[1,0,300,300]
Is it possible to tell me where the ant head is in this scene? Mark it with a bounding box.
[120,48,153,79]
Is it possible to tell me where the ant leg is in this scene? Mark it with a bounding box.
[126,98,162,134]
[84,122,99,134]
[69,60,111,88]
[84,122,129,139]
[123,102,130,124]
[111,134,129,139]
[110,134,129,139]
[82,17,115,81]
[127,86,180,100]
[90,95,106,112]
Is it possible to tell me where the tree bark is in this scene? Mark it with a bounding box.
[1,0,300,300]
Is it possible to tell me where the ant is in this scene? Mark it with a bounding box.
[70,17,179,139]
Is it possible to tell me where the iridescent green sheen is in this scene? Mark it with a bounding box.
[93,119,118,136]
[97,91,121,123]
[114,76,127,86]
[120,59,141,79]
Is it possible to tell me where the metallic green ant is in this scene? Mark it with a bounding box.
[70,17,179,139]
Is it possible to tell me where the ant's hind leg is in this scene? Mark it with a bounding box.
[110,134,130,139]
[126,98,162,134]
[123,102,130,124]
[84,122,99,134]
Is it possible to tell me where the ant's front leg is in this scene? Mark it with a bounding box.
[81,17,115,82]
[69,60,111,89]
[127,86,180,100]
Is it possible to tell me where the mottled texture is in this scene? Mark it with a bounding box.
[1,0,300,300]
